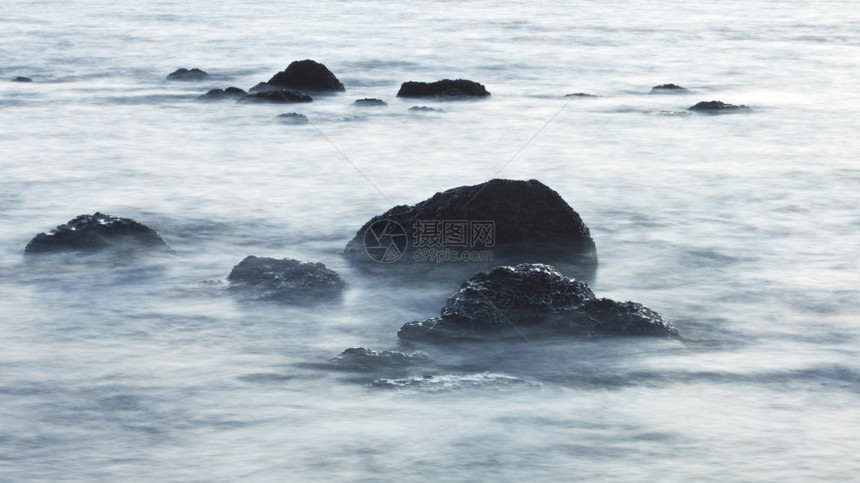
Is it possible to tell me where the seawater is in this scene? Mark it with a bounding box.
[1,1,859,481]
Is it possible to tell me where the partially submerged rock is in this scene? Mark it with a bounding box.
[650,83,689,94]
[354,98,387,107]
[565,92,599,98]
[197,87,247,100]
[397,79,490,99]
[398,263,678,341]
[276,112,309,123]
[226,255,345,302]
[13,76,33,83]
[408,105,443,112]
[166,68,209,81]
[238,90,313,103]
[265,59,345,92]
[688,100,750,112]
[344,178,596,264]
[332,347,431,368]
[25,212,173,255]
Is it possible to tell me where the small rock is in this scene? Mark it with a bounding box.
[650,83,689,94]
[226,255,345,302]
[265,59,345,92]
[13,76,33,83]
[408,105,443,112]
[688,100,750,112]
[397,79,490,99]
[166,68,209,81]
[25,212,173,255]
[276,112,309,123]
[197,87,248,100]
[238,90,313,103]
[353,98,387,107]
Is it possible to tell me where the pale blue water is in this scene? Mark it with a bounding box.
[1,1,859,481]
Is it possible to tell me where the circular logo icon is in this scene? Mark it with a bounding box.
[363,219,408,263]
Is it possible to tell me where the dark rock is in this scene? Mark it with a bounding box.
[354,98,387,107]
[650,83,689,94]
[344,178,596,264]
[197,87,247,100]
[332,347,431,368]
[25,212,173,255]
[398,263,678,341]
[688,100,750,112]
[226,255,345,302]
[564,92,598,97]
[13,76,33,83]
[248,82,278,93]
[238,90,313,103]
[397,79,490,99]
[276,112,309,123]
[266,59,345,92]
[166,68,209,81]
[408,106,443,112]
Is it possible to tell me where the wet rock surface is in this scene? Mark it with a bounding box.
[332,347,431,369]
[650,83,689,93]
[13,76,33,82]
[238,90,313,103]
[197,87,247,100]
[688,100,750,112]
[25,212,173,255]
[166,68,209,81]
[226,255,345,302]
[344,178,596,264]
[265,59,345,92]
[398,263,678,341]
[276,112,309,123]
[353,98,387,106]
[397,79,490,99]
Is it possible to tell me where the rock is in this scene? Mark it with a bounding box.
[197,87,247,100]
[354,98,387,107]
[398,263,678,341]
[265,59,345,92]
[276,112,309,123]
[13,76,33,82]
[166,68,209,81]
[238,90,313,103]
[408,105,443,112]
[397,79,490,99]
[248,82,278,93]
[650,83,689,94]
[332,347,431,368]
[226,255,345,302]
[25,212,173,255]
[688,100,750,112]
[564,92,599,97]
[344,178,596,264]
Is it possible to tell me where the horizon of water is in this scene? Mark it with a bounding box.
[1,1,859,481]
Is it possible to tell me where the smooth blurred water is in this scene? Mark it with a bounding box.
[1,1,859,481]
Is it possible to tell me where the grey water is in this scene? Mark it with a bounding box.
[1,0,859,481]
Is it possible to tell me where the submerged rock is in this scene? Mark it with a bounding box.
[397,79,490,99]
[332,347,431,368]
[166,68,209,81]
[13,76,33,83]
[238,90,313,103]
[398,263,678,341]
[344,178,596,264]
[197,87,247,100]
[226,255,345,302]
[354,98,387,107]
[688,100,750,112]
[650,83,689,94]
[276,112,309,123]
[25,212,173,255]
[408,105,444,112]
[265,59,345,92]
[564,92,599,98]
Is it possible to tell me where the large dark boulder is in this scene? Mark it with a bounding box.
[25,212,173,255]
[197,87,247,100]
[398,263,678,341]
[166,68,209,81]
[344,179,596,264]
[397,79,490,99]
[688,100,750,112]
[227,255,345,302]
[266,59,345,92]
[238,90,313,103]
